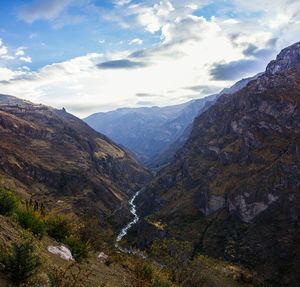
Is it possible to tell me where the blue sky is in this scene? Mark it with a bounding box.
[0,0,299,117]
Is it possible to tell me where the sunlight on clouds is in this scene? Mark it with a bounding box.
[1,0,300,117]
[0,16,241,117]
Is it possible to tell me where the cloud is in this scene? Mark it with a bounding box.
[19,56,32,63]
[18,0,74,23]
[17,0,85,28]
[2,0,300,117]
[210,59,262,81]
[129,38,143,45]
[113,0,132,7]
[15,47,26,56]
[136,93,160,98]
[185,85,221,94]
[130,0,175,33]
[0,39,8,57]
[97,59,147,69]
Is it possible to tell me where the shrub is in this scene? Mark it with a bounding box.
[4,241,41,285]
[0,188,18,216]
[64,235,90,262]
[48,263,93,287]
[134,262,153,282]
[16,209,46,239]
[153,278,171,287]
[46,216,71,242]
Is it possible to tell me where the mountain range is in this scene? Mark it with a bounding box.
[84,74,260,169]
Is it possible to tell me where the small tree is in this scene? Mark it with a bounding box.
[0,188,18,216]
[47,216,71,242]
[16,209,46,239]
[5,241,41,285]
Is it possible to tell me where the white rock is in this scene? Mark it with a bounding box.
[47,245,74,261]
[97,252,109,262]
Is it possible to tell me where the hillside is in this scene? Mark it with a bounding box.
[134,42,300,286]
[0,95,151,230]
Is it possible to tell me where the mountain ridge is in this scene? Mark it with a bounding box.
[84,74,261,168]
[132,42,300,286]
[0,94,151,230]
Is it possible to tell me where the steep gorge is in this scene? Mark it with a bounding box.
[132,42,300,286]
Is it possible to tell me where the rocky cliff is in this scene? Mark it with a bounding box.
[0,95,151,228]
[136,42,300,286]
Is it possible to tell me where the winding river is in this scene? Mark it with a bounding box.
[115,188,142,251]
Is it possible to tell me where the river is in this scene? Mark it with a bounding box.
[115,188,142,251]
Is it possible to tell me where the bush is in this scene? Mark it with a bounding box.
[16,209,46,239]
[4,241,41,285]
[48,263,94,287]
[134,262,153,282]
[64,235,90,262]
[46,216,71,242]
[153,278,171,287]
[0,188,18,216]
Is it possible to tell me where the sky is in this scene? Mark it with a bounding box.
[0,0,299,117]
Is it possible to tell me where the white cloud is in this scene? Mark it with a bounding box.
[0,39,8,57]
[29,33,38,39]
[19,56,32,63]
[17,0,86,28]
[129,38,143,45]
[15,47,26,56]
[130,1,175,33]
[0,16,245,117]
[0,67,16,81]
[18,0,75,23]
[1,0,299,118]
[113,0,132,7]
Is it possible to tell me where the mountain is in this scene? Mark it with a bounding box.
[85,76,259,168]
[134,42,300,286]
[0,95,151,229]
[84,98,213,167]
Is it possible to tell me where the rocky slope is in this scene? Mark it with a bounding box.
[0,95,151,228]
[135,42,300,286]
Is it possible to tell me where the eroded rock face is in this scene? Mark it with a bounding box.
[266,42,300,75]
[137,43,300,286]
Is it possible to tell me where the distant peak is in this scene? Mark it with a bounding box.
[266,41,300,75]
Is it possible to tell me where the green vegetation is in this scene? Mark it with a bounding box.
[134,262,154,282]
[48,263,93,287]
[64,235,90,262]
[0,187,18,216]
[16,209,46,239]
[0,188,90,263]
[46,215,71,242]
[0,187,257,287]
[4,241,41,286]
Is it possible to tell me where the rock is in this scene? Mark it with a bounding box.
[266,42,300,75]
[47,245,74,261]
[97,252,109,263]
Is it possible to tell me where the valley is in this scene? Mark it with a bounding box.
[0,35,299,287]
